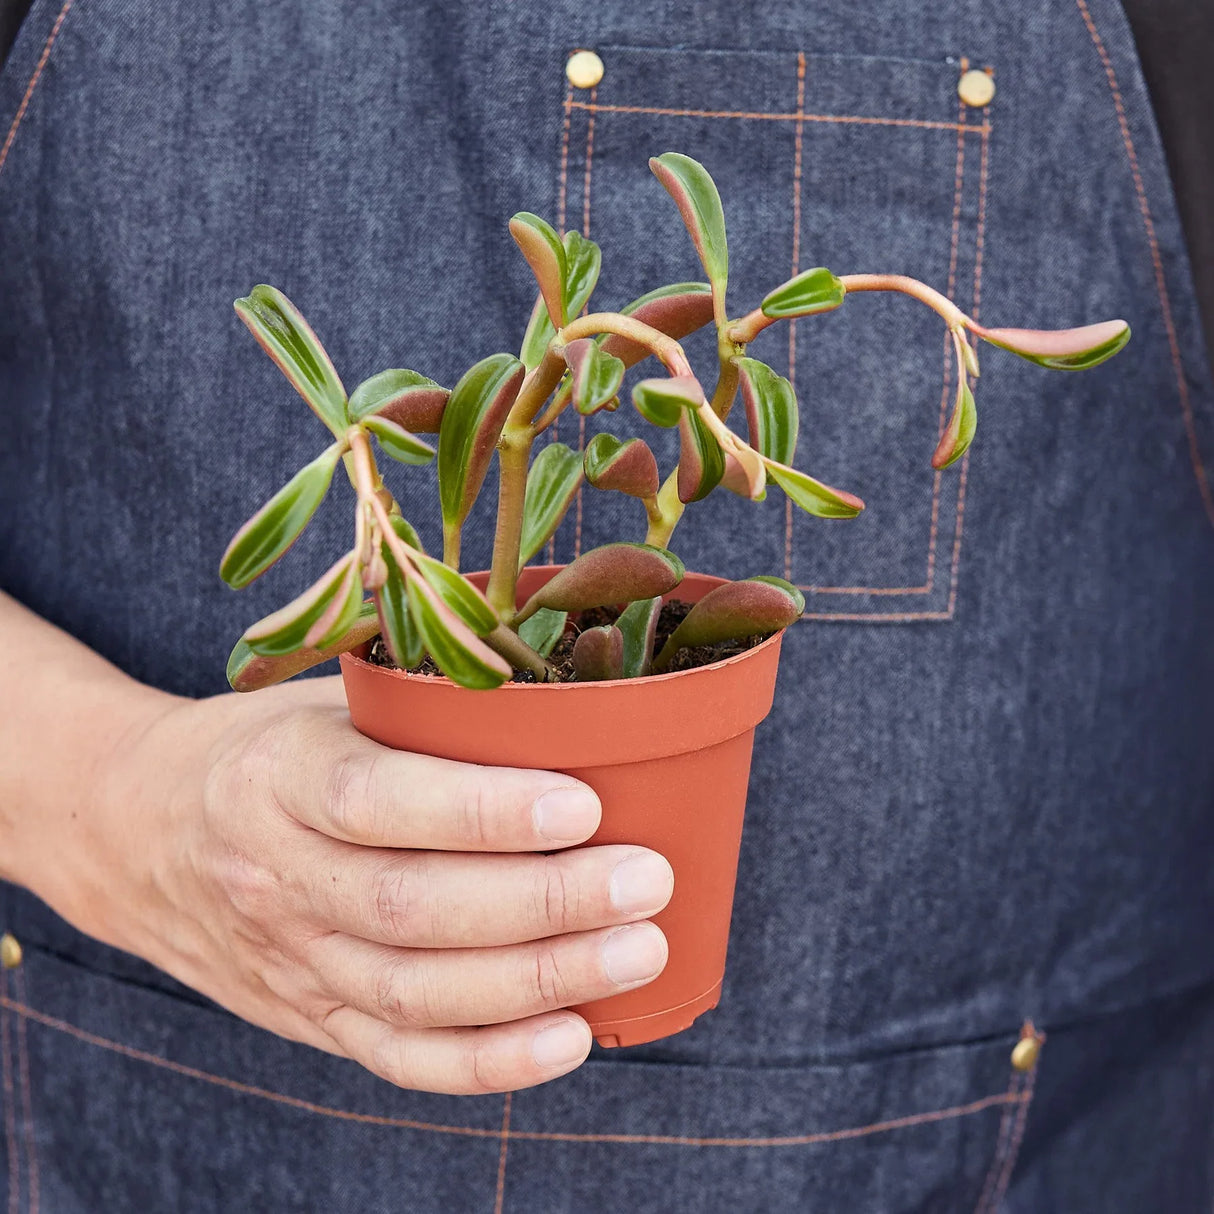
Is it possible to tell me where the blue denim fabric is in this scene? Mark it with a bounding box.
[2,0,1213,1209]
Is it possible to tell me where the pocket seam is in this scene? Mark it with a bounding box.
[0,0,74,183]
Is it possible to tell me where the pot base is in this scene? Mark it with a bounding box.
[589,979,722,1048]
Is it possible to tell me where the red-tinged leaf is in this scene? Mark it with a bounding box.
[735,357,798,466]
[718,437,767,501]
[762,457,864,518]
[414,552,498,635]
[719,452,763,499]
[651,576,804,672]
[406,575,511,689]
[375,543,422,668]
[220,444,342,588]
[519,442,585,568]
[347,369,449,431]
[520,230,603,370]
[649,153,728,297]
[304,555,365,649]
[572,625,625,682]
[677,407,726,503]
[931,376,977,469]
[234,285,347,435]
[966,318,1130,370]
[515,543,685,623]
[601,283,715,367]
[510,212,567,329]
[227,602,379,691]
[616,596,662,677]
[633,375,703,428]
[583,433,660,499]
[760,267,846,319]
[242,552,355,656]
[363,414,436,465]
[517,607,567,657]
[563,338,625,415]
[437,353,526,530]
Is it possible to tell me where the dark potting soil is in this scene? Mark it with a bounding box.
[364,599,770,683]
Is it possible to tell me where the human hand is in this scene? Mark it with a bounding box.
[46,676,673,1094]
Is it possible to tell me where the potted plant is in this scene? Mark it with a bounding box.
[220,153,1128,1047]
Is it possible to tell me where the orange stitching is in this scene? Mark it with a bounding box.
[984,1055,1040,1208]
[567,100,985,135]
[784,52,807,580]
[0,0,75,180]
[0,992,1022,1147]
[1074,0,1214,530]
[1,977,17,1214]
[494,1092,511,1214]
[12,972,35,1214]
[572,86,597,560]
[974,1073,1024,1213]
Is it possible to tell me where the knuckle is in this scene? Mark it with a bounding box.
[526,942,575,1009]
[370,858,429,944]
[451,771,499,849]
[535,859,580,935]
[324,750,378,839]
[370,955,425,1028]
[464,1038,512,1095]
[217,849,280,923]
[369,1029,414,1089]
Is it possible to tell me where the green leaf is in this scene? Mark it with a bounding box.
[517,607,567,658]
[677,407,726,503]
[363,415,436,465]
[931,377,978,469]
[234,285,347,436]
[389,514,425,553]
[375,544,423,669]
[242,553,354,656]
[519,442,585,568]
[519,231,603,370]
[734,357,798,466]
[406,575,511,689]
[632,375,702,428]
[227,601,379,692]
[516,543,685,623]
[437,353,526,530]
[304,556,365,650]
[348,369,449,431]
[615,596,662,677]
[760,268,846,319]
[763,459,865,518]
[509,212,567,329]
[967,319,1130,370]
[563,338,625,415]
[220,444,342,588]
[600,283,715,367]
[583,433,660,499]
[572,625,624,682]
[649,154,728,298]
[414,552,498,635]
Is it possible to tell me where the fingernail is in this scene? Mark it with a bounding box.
[609,852,674,914]
[532,1019,590,1069]
[601,923,667,985]
[533,787,600,842]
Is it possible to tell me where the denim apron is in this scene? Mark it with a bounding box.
[2,0,1212,1209]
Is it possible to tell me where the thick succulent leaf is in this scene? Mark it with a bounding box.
[519,231,603,370]
[931,377,978,469]
[564,338,625,415]
[652,576,804,671]
[572,625,625,682]
[517,607,568,657]
[304,555,366,650]
[677,408,726,503]
[375,544,423,669]
[220,445,342,588]
[518,442,585,568]
[406,575,511,689]
[735,356,799,466]
[414,552,498,635]
[347,369,449,431]
[597,282,715,369]
[227,602,379,692]
[438,353,526,529]
[509,212,567,329]
[388,514,424,553]
[632,375,702,428]
[760,267,846,319]
[516,543,685,623]
[234,285,347,435]
[967,319,1130,370]
[763,458,865,518]
[719,453,763,499]
[583,433,660,499]
[362,414,436,466]
[615,595,662,677]
[649,154,728,296]
[242,553,354,656]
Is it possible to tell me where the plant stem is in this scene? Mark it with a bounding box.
[442,523,461,570]
[708,344,741,421]
[837,274,966,327]
[484,430,531,619]
[643,470,685,547]
[513,349,569,430]
[560,312,694,378]
[484,624,554,681]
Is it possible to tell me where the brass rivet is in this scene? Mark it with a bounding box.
[566,50,604,90]
[958,69,995,108]
[0,933,22,969]
[1011,1035,1040,1072]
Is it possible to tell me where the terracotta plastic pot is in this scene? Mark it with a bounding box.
[339,566,784,1048]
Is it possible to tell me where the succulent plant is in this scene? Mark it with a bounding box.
[222,152,1129,691]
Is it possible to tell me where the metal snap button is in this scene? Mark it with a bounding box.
[1011,1034,1040,1071]
[566,50,604,90]
[958,68,995,108]
[0,932,22,969]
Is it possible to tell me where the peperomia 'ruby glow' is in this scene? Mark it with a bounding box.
[221,153,1129,691]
